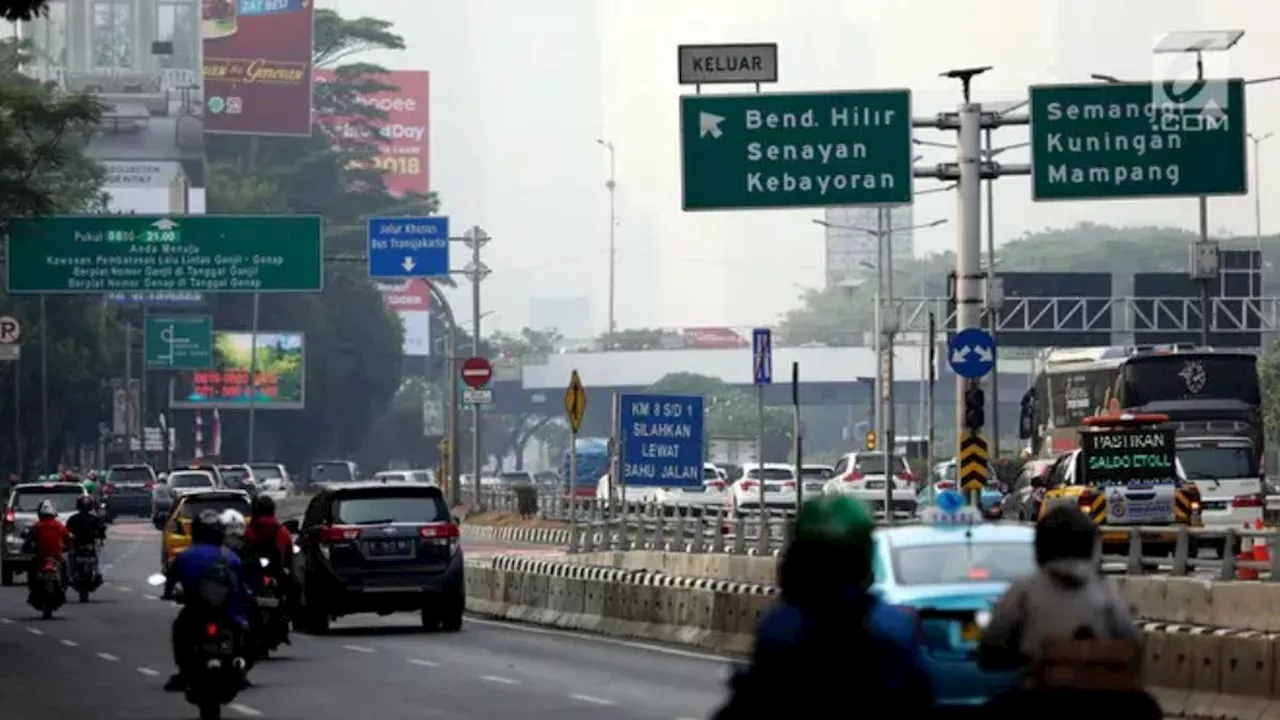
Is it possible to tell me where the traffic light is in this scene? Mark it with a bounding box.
[964,385,985,429]
[864,430,877,451]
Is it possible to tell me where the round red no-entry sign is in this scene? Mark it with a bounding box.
[461,356,493,388]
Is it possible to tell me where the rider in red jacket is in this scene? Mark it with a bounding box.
[27,500,71,580]
[245,496,293,570]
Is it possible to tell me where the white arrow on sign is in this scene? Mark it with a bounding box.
[1200,97,1225,121]
[699,112,725,139]
[401,257,416,273]
[950,346,970,364]
[152,218,179,231]
[973,345,993,363]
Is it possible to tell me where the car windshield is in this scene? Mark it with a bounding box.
[1178,446,1258,479]
[220,467,250,483]
[410,471,432,484]
[12,488,84,513]
[498,472,532,484]
[180,495,250,519]
[801,467,833,479]
[169,472,214,489]
[891,542,1035,585]
[248,465,283,480]
[107,466,153,484]
[333,489,449,525]
[853,453,909,474]
[745,468,794,481]
[312,463,355,483]
[703,467,720,480]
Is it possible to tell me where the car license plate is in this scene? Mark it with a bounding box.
[961,621,981,642]
[202,639,232,654]
[255,597,279,608]
[366,539,411,557]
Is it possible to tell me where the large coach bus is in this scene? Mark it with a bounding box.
[1019,344,1264,468]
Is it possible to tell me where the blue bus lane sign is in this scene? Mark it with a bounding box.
[619,393,705,488]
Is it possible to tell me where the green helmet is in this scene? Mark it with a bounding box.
[794,494,875,547]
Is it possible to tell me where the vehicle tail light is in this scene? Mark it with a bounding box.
[1077,489,1095,511]
[318,525,361,543]
[143,482,154,491]
[936,481,955,490]
[42,560,56,572]
[895,472,913,482]
[843,470,865,483]
[205,622,220,638]
[1232,493,1264,508]
[738,480,758,492]
[3,508,14,525]
[103,483,117,495]
[706,480,726,492]
[262,576,275,587]
[419,523,460,539]
[780,481,797,491]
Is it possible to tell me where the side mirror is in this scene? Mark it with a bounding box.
[282,519,300,535]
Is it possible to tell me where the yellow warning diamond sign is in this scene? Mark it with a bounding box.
[564,370,587,433]
[958,430,990,492]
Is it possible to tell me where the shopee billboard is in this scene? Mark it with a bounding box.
[314,70,430,196]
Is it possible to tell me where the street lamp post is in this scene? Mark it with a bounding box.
[814,213,947,524]
[1250,132,1273,253]
[596,139,617,349]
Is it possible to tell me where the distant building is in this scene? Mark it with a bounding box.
[529,296,592,338]
[823,206,915,289]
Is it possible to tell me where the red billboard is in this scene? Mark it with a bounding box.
[202,0,315,136]
[314,69,430,196]
[682,327,748,349]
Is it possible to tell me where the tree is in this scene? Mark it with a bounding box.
[776,223,1262,346]
[200,9,430,466]
[0,38,115,474]
[1260,340,1280,444]
[0,0,48,22]
[485,328,562,470]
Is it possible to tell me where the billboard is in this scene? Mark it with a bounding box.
[170,332,306,409]
[314,69,431,196]
[947,272,1114,348]
[375,278,431,357]
[1133,252,1262,349]
[203,0,316,136]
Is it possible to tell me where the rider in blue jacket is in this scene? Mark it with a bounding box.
[164,509,249,692]
[713,495,933,718]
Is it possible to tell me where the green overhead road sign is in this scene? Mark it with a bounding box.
[1030,79,1247,201]
[5,214,324,294]
[145,315,213,370]
[680,90,913,210]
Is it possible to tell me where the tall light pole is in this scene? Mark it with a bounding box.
[814,213,947,524]
[596,139,617,349]
[1250,132,1273,252]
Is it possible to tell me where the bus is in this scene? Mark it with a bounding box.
[1019,344,1263,467]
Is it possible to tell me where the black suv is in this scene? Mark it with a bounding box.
[288,482,463,634]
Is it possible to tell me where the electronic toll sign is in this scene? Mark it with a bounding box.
[1080,427,1177,486]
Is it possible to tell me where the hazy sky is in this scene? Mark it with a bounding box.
[319,0,1280,336]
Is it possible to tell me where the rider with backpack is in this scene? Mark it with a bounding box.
[163,509,249,693]
[244,495,295,602]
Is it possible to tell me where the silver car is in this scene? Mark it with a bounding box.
[2,482,88,586]
[152,470,215,529]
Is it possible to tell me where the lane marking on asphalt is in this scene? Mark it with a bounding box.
[464,616,734,663]
[230,703,264,717]
[341,644,375,653]
[112,585,133,593]
[60,639,78,647]
[407,658,440,668]
[137,667,160,677]
[96,652,119,661]
[26,627,43,635]
[0,617,13,624]
[570,694,616,706]
[480,675,520,685]
[143,594,159,600]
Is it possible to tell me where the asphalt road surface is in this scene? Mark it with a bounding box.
[0,520,728,720]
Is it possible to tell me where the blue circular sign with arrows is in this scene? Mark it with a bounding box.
[948,327,997,379]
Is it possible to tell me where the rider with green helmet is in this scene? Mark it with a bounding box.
[713,495,933,718]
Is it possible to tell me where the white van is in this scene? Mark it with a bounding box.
[1176,435,1264,532]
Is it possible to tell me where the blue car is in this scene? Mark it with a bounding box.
[870,496,1036,707]
[924,460,1004,516]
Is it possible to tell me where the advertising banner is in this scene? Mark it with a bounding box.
[314,69,430,195]
[203,0,315,136]
[170,331,306,409]
[374,278,432,357]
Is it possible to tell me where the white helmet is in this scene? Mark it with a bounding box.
[36,500,56,518]
[218,509,246,537]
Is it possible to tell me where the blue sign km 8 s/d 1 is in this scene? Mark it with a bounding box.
[752,328,772,385]
[948,327,996,379]
[367,216,450,279]
[619,393,704,488]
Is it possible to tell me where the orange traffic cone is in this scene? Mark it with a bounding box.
[1253,519,1270,565]
[1237,521,1259,580]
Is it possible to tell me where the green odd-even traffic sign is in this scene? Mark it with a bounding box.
[5,214,324,294]
[679,89,913,210]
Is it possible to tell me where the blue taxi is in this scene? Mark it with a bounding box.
[870,491,1035,707]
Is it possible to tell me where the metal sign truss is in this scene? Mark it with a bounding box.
[893,296,1280,334]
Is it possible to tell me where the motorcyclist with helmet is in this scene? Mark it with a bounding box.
[66,496,105,588]
[712,495,933,718]
[163,509,250,693]
[24,499,71,588]
[244,495,295,601]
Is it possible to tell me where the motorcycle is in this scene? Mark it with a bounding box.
[70,544,103,602]
[146,573,247,720]
[250,557,289,659]
[28,557,65,619]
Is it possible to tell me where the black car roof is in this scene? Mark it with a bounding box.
[322,481,441,495]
